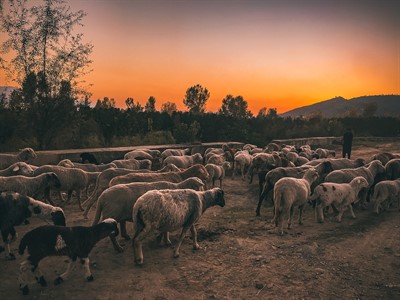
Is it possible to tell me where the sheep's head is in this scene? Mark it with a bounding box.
[101,218,119,237]
[18,148,37,161]
[46,172,62,189]
[212,188,225,207]
[183,177,205,191]
[51,208,66,226]
[12,162,34,176]
[354,177,369,189]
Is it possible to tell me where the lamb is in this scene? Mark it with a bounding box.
[91,177,205,252]
[232,151,253,180]
[81,164,180,218]
[385,159,400,180]
[0,192,66,260]
[0,148,37,169]
[205,162,231,188]
[371,179,400,214]
[273,168,319,235]
[18,218,119,295]
[256,161,333,217]
[324,160,386,205]
[310,177,369,223]
[33,165,90,210]
[0,162,35,177]
[131,188,225,265]
[109,164,209,186]
[163,153,203,169]
[0,172,61,202]
[315,148,336,159]
[161,148,191,160]
[79,152,99,164]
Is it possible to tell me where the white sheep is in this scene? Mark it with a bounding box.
[81,165,180,218]
[273,168,319,235]
[371,179,400,214]
[163,153,203,169]
[161,148,191,160]
[0,162,35,177]
[0,148,37,169]
[0,172,61,202]
[206,153,226,166]
[58,159,117,172]
[91,177,205,252]
[18,219,119,295]
[315,148,336,159]
[124,150,154,161]
[33,165,90,210]
[310,177,369,223]
[0,192,65,260]
[232,151,253,180]
[131,188,225,265]
[205,162,231,188]
[305,158,366,169]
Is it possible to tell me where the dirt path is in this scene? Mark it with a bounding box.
[1,141,400,299]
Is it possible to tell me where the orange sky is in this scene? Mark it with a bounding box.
[1,0,399,114]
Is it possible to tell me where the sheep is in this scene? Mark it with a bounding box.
[284,151,309,166]
[370,152,400,166]
[91,177,205,252]
[232,151,253,180]
[0,148,37,169]
[264,143,281,153]
[33,165,90,210]
[124,150,154,161]
[243,144,258,151]
[109,164,209,187]
[109,158,141,170]
[205,153,227,166]
[17,218,119,295]
[315,148,336,159]
[205,162,231,188]
[248,153,281,184]
[310,177,369,223]
[58,159,117,172]
[161,148,191,160]
[324,160,386,206]
[79,152,99,164]
[81,164,180,218]
[0,192,65,260]
[131,188,225,265]
[385,159,400,180]
[371,179,400,214]
[305,158,365,169]
[0,162,35,177]
[273,168,319,235]
[0,172,61,202]
[256,161,333,217]
[163,153,203,169]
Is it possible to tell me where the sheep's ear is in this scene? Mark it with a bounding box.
[357,179,361,184]
[13,165,20,172]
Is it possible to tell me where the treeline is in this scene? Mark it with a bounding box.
[1,98,399,151]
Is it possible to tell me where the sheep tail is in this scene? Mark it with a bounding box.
[18,235,28,255]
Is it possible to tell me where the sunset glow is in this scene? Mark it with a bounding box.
[1,0,399,114]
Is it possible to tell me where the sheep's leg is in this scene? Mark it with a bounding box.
[19,260,33,295]
[132,224,152,265]
[54,258,77,285]
[336,208,344,223]
[32,264,47,287]
[76,190,84,211]
[256,187,267,217]
[163,232,172,246]
[44,188,56,206]
[117,221,129,240]
[219,178,223,188]
[316,205,325,223]
[298,204,305,225]
[348,204,356,219]
[81,257,94,281]
[109,233,124,253]
[190,225,200,250]
[287,206,294,229]
[374,202,380,214]
[82,191,101,218]
[2,228,16,260]
[173,226,190,258]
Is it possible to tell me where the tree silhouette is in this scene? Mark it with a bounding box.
[96,97,116,109]
[161,101,177,116]
[219,95,253,118]
[125,97,143,112]
[145,96,156,112]
[183,84,209,114]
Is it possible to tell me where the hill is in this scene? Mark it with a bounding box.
[280,95,400,118]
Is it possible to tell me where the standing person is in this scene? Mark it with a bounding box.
[342,128,353,159]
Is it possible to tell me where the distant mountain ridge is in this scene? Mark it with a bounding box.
[280,95,400,118]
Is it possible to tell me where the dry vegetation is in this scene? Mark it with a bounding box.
[1,140,400,299]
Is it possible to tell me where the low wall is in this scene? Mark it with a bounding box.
[27,142,244,166]
[271,137,340,148]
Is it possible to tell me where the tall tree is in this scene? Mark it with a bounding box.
[0,0,93,97]
[183,84,209,114]
[145,96,156,112]
[125,97,143,112]
[219,95,253,119]
[161,101,177,116]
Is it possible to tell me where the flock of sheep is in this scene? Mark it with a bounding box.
[0,143,399,295]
